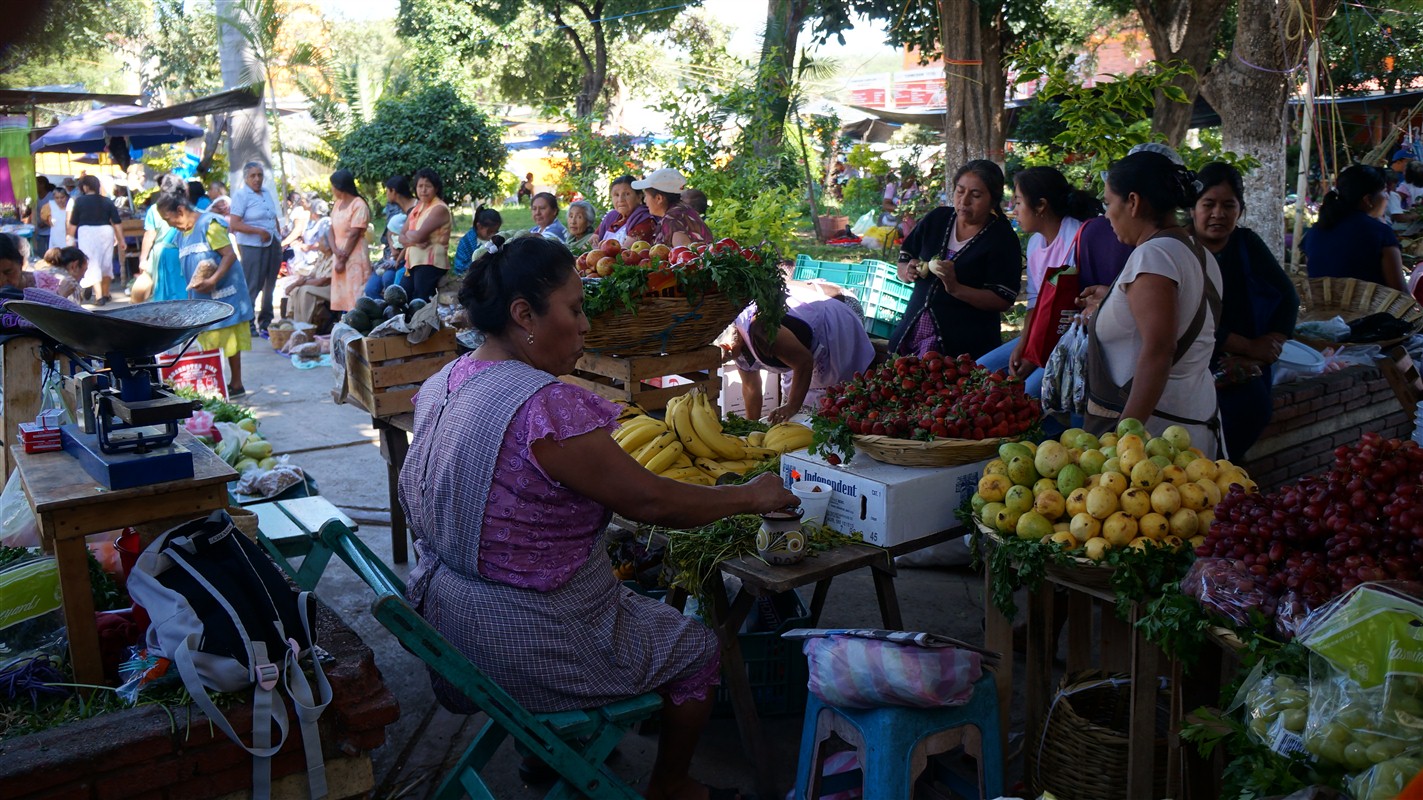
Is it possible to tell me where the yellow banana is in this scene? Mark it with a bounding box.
[747,431,766,447]
[615,402,646,421]
[680,474,716,486]
[673,452,694,469]
[695,457,731,477]
[764,423,813,453]
[671,390,717,455]
[615,423,664,454]
[633,431,678,465]
[644,440,685,474]
[659,465,707,481]
[691,393,745,460]
[741,446,778,461]
[717,458,764,472]
[615,415,664,436]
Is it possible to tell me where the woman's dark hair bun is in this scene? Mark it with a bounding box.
[459,235,574,336]
[1106,152,1198,219]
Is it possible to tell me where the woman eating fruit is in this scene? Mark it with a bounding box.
[596,175,656,245]
[400,234,792,800]
[729,285,877,424]
[892,159,1022,360]
[1088,149,1224,457]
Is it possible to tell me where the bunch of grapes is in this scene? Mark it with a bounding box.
[1194,433,1423,631]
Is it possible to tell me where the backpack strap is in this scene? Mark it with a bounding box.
[285,593,333,799]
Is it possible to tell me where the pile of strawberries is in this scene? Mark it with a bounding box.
[816,353,1041,441]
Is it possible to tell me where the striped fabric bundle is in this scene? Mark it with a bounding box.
[803,635,982,709]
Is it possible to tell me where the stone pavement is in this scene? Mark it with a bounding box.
[236,339,1016,799]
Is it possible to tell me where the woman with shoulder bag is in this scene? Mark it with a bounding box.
[1088,150,1225,457]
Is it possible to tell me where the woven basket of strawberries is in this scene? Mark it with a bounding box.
[578,238,784,357]
[811,353,1041,467]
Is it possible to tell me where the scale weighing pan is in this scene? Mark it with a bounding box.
[5,300,234,358]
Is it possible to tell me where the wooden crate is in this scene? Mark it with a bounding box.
[345,327,460,419]
[1,337,44,480]
[561,346,722,411]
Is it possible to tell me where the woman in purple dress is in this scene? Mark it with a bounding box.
[399,234,792,800]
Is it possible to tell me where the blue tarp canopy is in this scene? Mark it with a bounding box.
[506,131,568,151]
[30,105,203,153]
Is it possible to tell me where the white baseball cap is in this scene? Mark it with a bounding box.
[631,168,687,194]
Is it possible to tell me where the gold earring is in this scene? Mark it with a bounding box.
[526,333,534,345]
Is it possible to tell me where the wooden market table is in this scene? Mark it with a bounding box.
[647,525,961,800]
[11,430,237,686]
[982,545,1195,800]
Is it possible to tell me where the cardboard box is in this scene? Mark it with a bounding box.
[780,449,987,548]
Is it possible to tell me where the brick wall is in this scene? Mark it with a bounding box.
[1239,365,1412,490]
[0,604,399,800]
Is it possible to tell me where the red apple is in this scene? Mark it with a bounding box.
[600,239,622,257]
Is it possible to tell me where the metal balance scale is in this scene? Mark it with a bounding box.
[6,300,235,489]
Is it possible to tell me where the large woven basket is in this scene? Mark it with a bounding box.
[1029,671,1171,800]
[853,434,1003,467]
[1295,277,1423,332]
[583,292,741,356]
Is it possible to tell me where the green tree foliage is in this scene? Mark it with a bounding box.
[0,0,145,91]
[337,84,507,204]
[142,0,222,100]
[555,118,647,207]
[1325,2,1423,95]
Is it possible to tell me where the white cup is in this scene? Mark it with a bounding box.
[791,480,832,527]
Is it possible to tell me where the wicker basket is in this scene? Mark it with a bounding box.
[1295,277,1423,347]
[583,292,741,356]
[1029,671,1171,800]
[853,434,1003,467]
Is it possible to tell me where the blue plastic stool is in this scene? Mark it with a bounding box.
[792,674,1004,800]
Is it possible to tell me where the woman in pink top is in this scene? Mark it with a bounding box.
[328,169,371,313]
[978,166,1103,396]
[400,234,792,800]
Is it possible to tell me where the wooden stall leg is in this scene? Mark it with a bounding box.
[870,557,904,630]
[1065,590,1093,672]
[54,536,104,686]
[706,569,776,800]
[1127,602,1164,800]
[1100,604,1133,673]
[1023,581,1055,792]
[807,578,833,626]
[982,567,1014,778]
[379,422,411,564]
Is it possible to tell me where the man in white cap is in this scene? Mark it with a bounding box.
[631,167,712,248]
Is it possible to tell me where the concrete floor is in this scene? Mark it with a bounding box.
[235,338,1021,800]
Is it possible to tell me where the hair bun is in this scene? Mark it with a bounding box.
[490,234,507,248]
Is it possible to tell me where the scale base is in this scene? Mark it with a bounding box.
[60,424,195,490]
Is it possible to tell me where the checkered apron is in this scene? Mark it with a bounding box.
[399,358,718,713]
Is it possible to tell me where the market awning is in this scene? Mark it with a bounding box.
[116,83,264,125]
[30,106,204,154]
[0,89,142,111]
[507,131,568,151]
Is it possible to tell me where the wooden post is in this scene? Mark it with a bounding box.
[1,337,45,479]
[1290,41,1319,273]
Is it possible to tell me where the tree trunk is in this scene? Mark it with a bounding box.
[197,113,229,174]
[1199,0,1341,262]
[1133,0,1230,146]
[982,8,1008,164]
[573,24,607,118]
[751,0,807,159]
[939,0,993,169]
[216,0,271,186]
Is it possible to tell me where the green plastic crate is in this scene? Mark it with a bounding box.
[858,258,915,339]
[712,590,810,717]
[792,254,875,295]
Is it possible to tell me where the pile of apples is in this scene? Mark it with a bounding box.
[576,239,673,277]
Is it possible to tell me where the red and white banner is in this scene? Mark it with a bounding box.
[158,348,227,400]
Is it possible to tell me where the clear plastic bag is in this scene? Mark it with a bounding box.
[0,470,39,548]
[1180,558,1277,626]
[1233,663,1312,757]
[0,553,66,670]
[1347,748,1423,800]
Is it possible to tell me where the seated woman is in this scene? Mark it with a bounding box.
[285,210,336,331]
[1089,151,1223,456]
[529,192,568,242]
[400,234,792,800]
[634,169,712,248]
[892,159,1022,359]
[451,206,503,277]
[595,175,655,245]
[730,285,877,423]
[1190,162,1298,459]
[32,247,86,304]
[565,200,599,252]
[1303,165,1405,292]
[979,166,1103,396]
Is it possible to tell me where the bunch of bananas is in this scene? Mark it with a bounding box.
[609,392,815,484]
